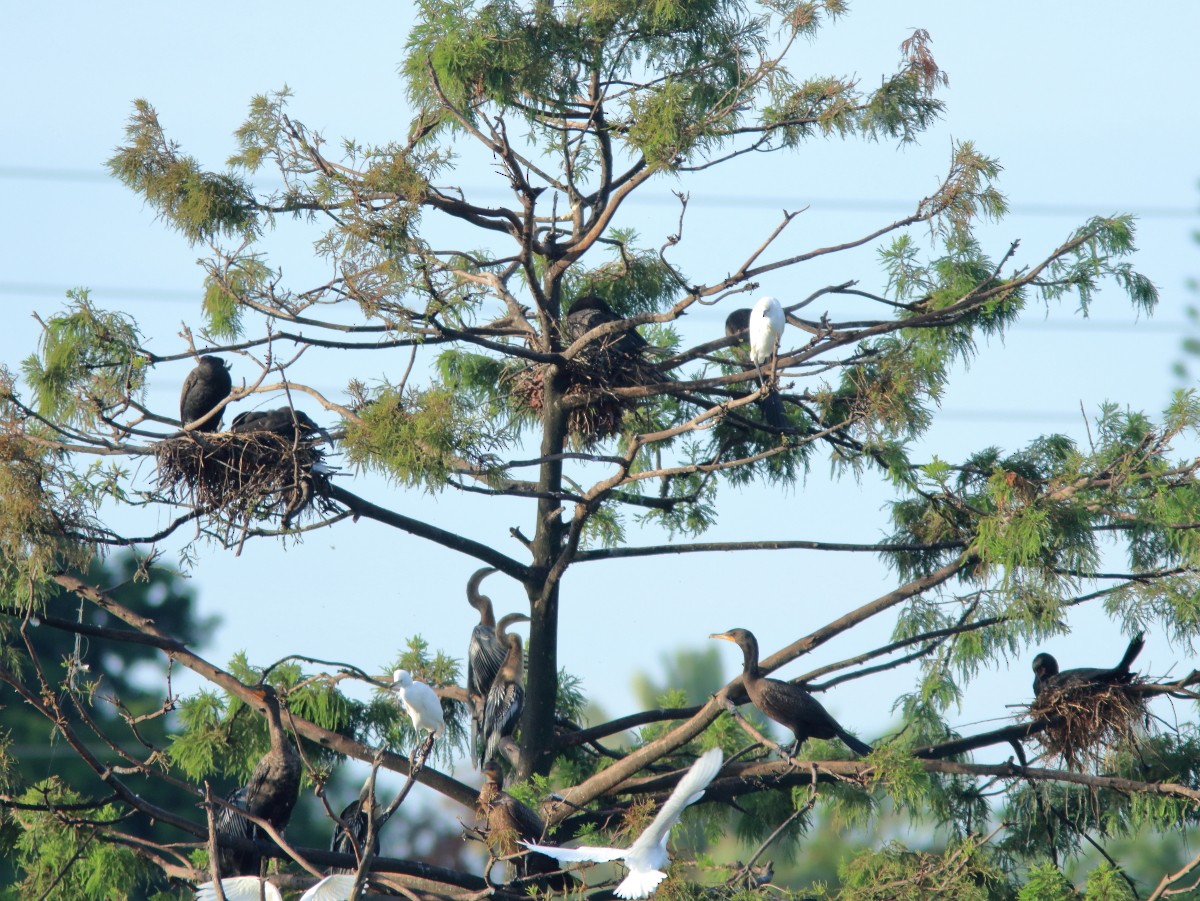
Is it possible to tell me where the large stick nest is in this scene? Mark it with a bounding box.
[505,356,656,447]
[1028,680,1149,771]
[154,432,336,530]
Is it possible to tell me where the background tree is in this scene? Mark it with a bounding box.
[2,1,1199,898]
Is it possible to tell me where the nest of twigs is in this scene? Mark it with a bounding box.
[1029,680,1149,771]
[504,362,637,447]
[154,432,335,530]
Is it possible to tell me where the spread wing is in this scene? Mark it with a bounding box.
[519,839,627,864]
[614,868,669,899]
[627,748,723,857]
[196,877,282,901]
[300,874,360,901]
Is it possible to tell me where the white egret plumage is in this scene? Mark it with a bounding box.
[519,747,723,899]
[196,874,358,901]
[390,669,444,737]
[747,295,785,381]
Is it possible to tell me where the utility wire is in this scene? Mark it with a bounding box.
[1,165,1196,220]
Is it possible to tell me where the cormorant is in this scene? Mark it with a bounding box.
[1032,632,1146,700]
[562,295,650,360]
[180,355,232,432]
[196,874,357,900]
[710,628,872,757]
[214,685,302,876]
[480,613,530,766]
[390,669,444,738]
[230,407,331,444]
[329,775,391,871]
[466,568,505,754]
[520,747,724,899]
[477,760,573,889]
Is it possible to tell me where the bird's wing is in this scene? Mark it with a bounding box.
[614,868,669,899]
[519,839,627,863]
[468,626,506,699]
[627,748,723,856]
[196,877,283,901]
[300,874,359,900]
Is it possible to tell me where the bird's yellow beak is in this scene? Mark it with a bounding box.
[710,632,734,642]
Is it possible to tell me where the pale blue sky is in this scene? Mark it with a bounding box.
[2,3,1198,785]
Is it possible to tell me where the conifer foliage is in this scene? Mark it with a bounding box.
[1,2,1198,898]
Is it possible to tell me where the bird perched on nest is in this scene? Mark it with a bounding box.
[477,760,574,889]
[230,408,332,444]
[180,355,232,432]
[390,669,444,739]
[214,685,301,877]
[561,295,651,361]
[520,747,723,899]
[725,307,786,429]
[1032,632,1146,700]
[711,628,872,757]
[479,613,530,766]
[196,874,358,901]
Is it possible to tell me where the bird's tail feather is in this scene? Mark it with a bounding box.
[759,392,786,429]
[614,869,668,899]
[1117,631,1146,673]
[839,731,873,758]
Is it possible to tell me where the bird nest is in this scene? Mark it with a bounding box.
[504,363,635,447]
[1028,680,1148,771]
[154,432,335,530]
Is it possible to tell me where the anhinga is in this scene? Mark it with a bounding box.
[215,684,302,876]
[710,628,872,757]
[521,748,723,899]
[180,355,232,432]
[389,670,444,738]
[479,613,530,766]
[329,775,391,871]
[466,567,505,751]
[1032,631,1146,699]
[196,874,357,900]
[477,760,573,890]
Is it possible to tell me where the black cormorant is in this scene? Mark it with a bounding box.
[711,628,871,757]
[1032,632,1145,700]
[230,407,330,443]
[180,355,232,432]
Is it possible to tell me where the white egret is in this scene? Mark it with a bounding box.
[196,874,359,901]
[520,747,723,899]
[747,295,785,382]
[390,669,444,737]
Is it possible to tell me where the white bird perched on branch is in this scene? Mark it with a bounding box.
[390,669,444,737]
[519,747,723,899]
[748,295,785,383]
[196,874,358,900]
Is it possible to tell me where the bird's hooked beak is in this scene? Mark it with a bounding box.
[710,632,735,643]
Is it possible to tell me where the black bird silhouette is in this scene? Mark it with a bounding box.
[711,628,872,757]
[723,309,785,429]
[479,613,530,766]
[1031,632,1146,699]
[329,774,392,872]
[180,355,232,432]
[215,685,301,876]
[230,408,330,443]
[465,568,507,761]
[561,295,651,364]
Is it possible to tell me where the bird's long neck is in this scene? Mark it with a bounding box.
[739,637,762,681]
[470,594,495,628]
[501,635,524,682]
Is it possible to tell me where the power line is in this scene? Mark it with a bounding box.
[1,164,1196,220]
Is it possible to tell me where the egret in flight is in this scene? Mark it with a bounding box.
[520,747,723,898]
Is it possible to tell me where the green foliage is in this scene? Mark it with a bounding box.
[836,837,1008,901]
[108,100,258,246]
[201,255,273,340]
[1081,864,1135,901]
[21,293,147,428]
[1018,862,1079,901]
[343,384,510,491]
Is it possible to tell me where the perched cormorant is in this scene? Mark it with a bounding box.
[466,568,505,753]
[561,295,650,359]
[230,407,331,444]
[710,628,872,757]
[390,669,444,738]
[1032,632,1146,700]
[196,874,357,901]
[329,775,390,871]
[477,760,573,889]
[480,613,529,766]
[520,747,724,899]
[180,355,232,432]
[214,685,302,876]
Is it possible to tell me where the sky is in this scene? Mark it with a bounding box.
[2,2,1199,804]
